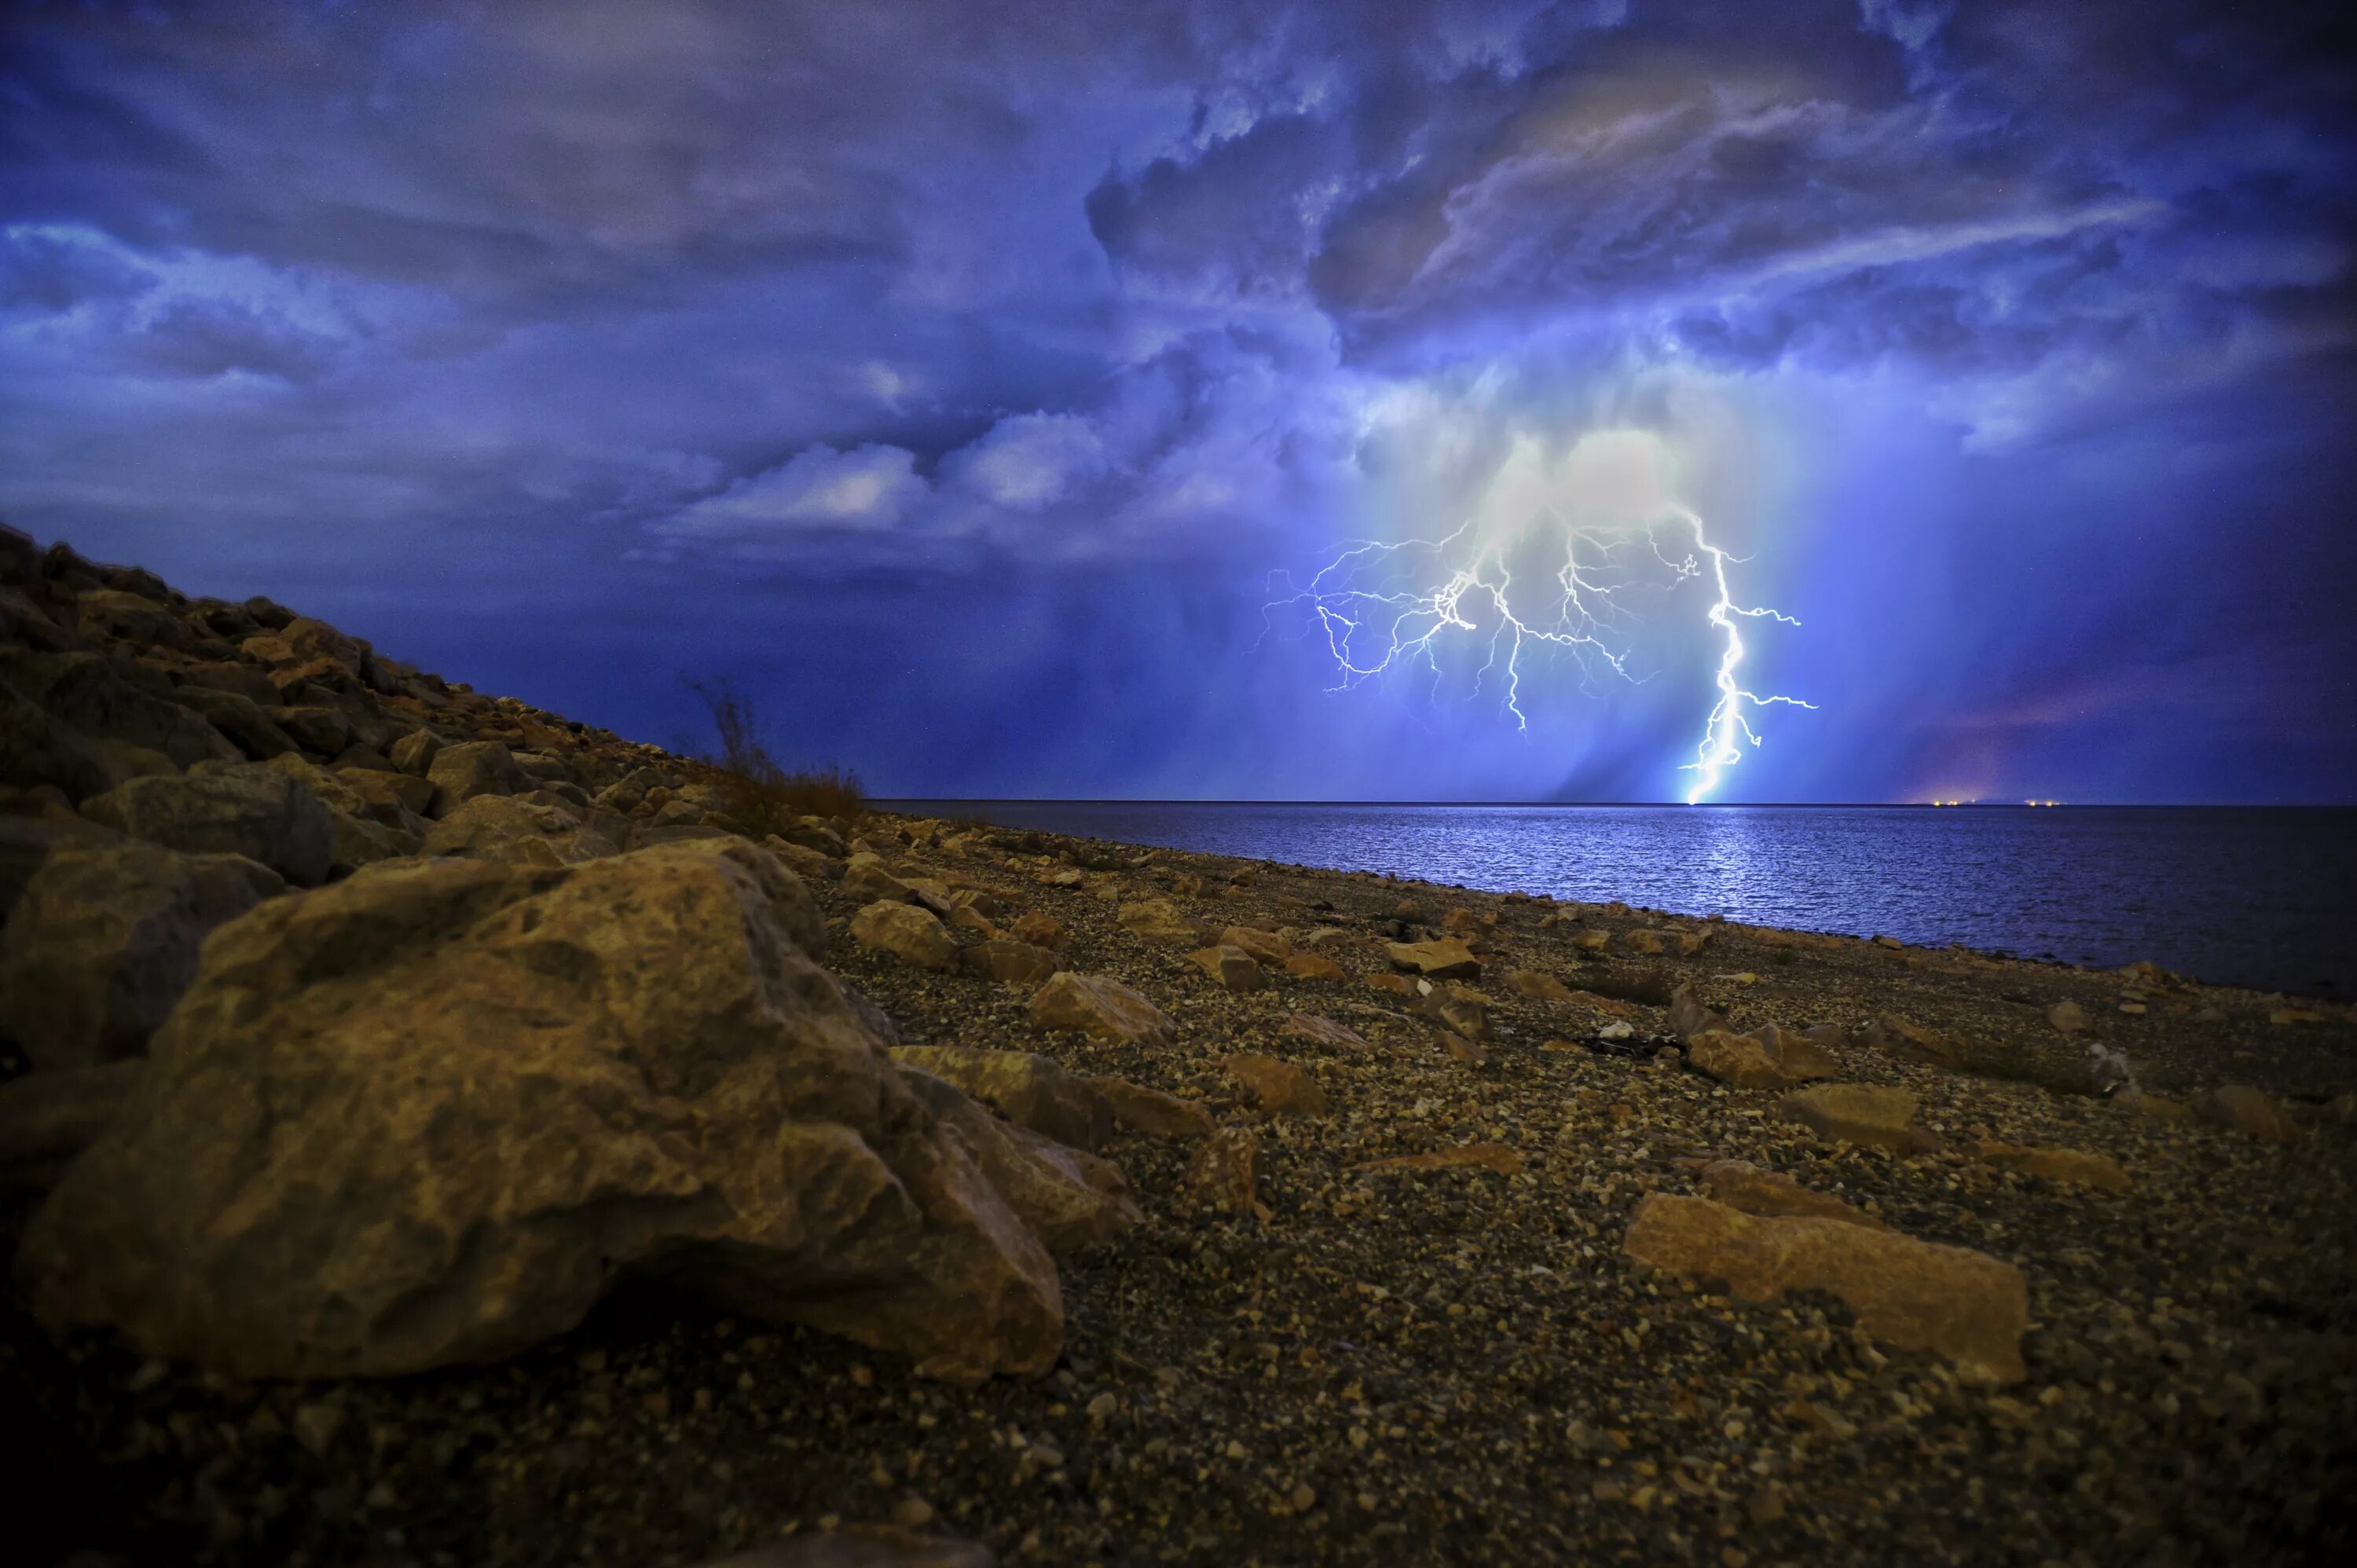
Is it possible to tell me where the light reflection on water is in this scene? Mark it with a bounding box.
[881,803,2355,998]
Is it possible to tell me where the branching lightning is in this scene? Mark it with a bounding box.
[1269,432,1813,802]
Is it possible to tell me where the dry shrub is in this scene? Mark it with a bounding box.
[685,678,865,835]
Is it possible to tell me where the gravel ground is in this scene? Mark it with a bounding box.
[7,817,2355,1567]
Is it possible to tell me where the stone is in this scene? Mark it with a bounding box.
[420,793,614,868]
[0,1059,144,1187]
[1438,1030,1489,1065]
[1116,898,1203,945]
[1623,929,1666,956]
[959,938,1059,985]
[1087,1076,1215,1138]
[1281,951,1346,980]
[388,728,442,775]
[1860,1012,1961,1069]
[1219,925,1289,965]
[1186,943,1266,992]
[1363,972,1417,997]
[1969,1141,2131,1191]
[1385,938,1482,979]
[2047,999,2091,1035]
[274,704,358,757]
[1623,1194,2028,1381]
[1685,1030,1786,1090]
[1776,1083,1944,1155]
[0,811,112,922]
[1009,910,1066,950]
[893,1068,1138,1253]
[1351,1143,1523,1177]
[1700,1160,1883,1228]
[1186,1127,1260,1214]
[337,765,439,820]
[1754,1024,1838,1082]
[852,899,961,971]
[2199,1085,2303,1144]
[1219,1053,1326,1116]
[424,739,527,812]
[2117,1090,2193,1124]
[1570,929,1610,953]
[888,1047,1113,1152]
[1407,986,1490,1043]
[1499,968,1569,1003]
[0,840,285,1070]
[1028,973,1176,1046]
[0,680,112,800]
[1667,984,1728,1039]
[170,686,297,760]
[1284,1011,1371,1052]
[77,761,335,885]
[18,841,1069,1383]
[2,650,240,770]
[844,852,916,904]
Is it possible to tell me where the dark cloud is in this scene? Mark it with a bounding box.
[1,0,2351,799]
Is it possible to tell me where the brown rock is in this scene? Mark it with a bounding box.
[1685,1030,1785,1090]
[1186,1126,1260,1214]
[1860,1013,1961,1069]
[0,841,284,1070]
[1219,925,1289,965]
[423,739,527,812]
[1028,972,1176,1045]
[17,842,1069,1382]
[888,1047,1113,1152]
[1570,929,1610,953]
[1700,1160,1883,1228]
[1776,1083,1944,1155]
[960,938,1059,986]
[1507,969,1574,1003]
[1116,898,1203,945]
[1970,1141,2131,1191]
[1408,986,1490,1043]
[1385,937,1481,979]
[852,899,961,971]
[1087,1076,1215,1138]
[1755,1024,1838,1082]
[2198,1084,2303,1144]
[1363,972,1417,997]
[1285,1012,1371,1053]
[1623,929,1666,956]
[2047,999,2091,1035]
[1281,951,1346,980]
[78,760,335,885]
[1009,910,1067,950]
[1352,1143,1523,1177]
[1186,943,1267,992]
[420,793,612,869]
[387,728,441,775]
[892,1068,1138,1253]
[1437,1030,1489,1065]
[1667,984,1727,1039]
[843,852,916,905]
[0,1059,144,1188]
[1623,1193,2028,1381]
[1219,1053,1327,1116]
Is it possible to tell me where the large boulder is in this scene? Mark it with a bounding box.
[851,900,960,970]
[0,1060,144,1189]
[420,793,618,868]
[425,739,528,813]
[79,760,336,885]
[0,649,240,769]
[1623,1193,2028,1382]
[1385,938,1483,979]
[171,686,299,760]
[1776,1083,1944,1155]
[888,1047,1113,1152]
[1028,972,1176,1045]
[0,680,123,802]
[893,1068,1137,1253]
[17,839,1064,1382]
[0,841,284,1070]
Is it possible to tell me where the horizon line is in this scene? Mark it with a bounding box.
[867,797,2357,810]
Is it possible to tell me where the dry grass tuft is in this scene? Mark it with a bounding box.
[685,677,866,835]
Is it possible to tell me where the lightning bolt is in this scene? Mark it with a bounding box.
[1272,481,1812,802]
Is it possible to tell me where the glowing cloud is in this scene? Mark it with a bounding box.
[1274,429,1812,802]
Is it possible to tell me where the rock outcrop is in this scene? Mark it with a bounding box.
[18,840,1080,1382]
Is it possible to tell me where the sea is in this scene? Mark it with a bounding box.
[878,803,2356,999]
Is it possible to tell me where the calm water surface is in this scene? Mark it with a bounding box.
[882,804,2355,998]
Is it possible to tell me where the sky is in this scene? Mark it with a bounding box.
[3,0,2352,803]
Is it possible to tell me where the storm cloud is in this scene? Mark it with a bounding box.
[3,0,2352,800]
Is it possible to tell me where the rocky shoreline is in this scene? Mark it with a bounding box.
[3,525,2353,1567]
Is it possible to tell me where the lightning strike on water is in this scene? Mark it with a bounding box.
[1271,431,1813,802]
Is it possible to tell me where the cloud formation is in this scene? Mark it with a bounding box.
[2,0,2352,799]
